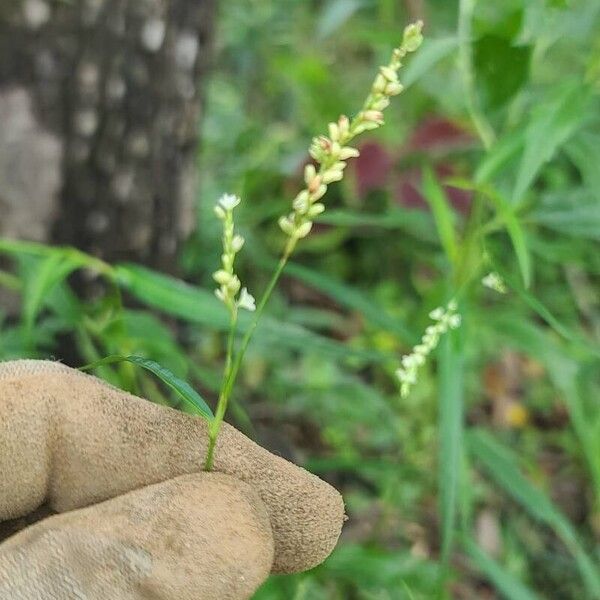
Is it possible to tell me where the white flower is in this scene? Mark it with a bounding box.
[217,193,241,211]
[231,234,245,252]
[396,299,461,398]
[482,272,507,294]
[237,287,256,312]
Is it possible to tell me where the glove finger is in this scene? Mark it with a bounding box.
[0,360,344,573]
[0,472,273,600]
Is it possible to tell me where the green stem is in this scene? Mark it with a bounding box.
[204,310,238,470]
[203,246,292,470]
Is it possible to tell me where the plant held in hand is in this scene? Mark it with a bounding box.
[204,21,424,470]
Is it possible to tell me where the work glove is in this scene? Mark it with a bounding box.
[0,360,344,599]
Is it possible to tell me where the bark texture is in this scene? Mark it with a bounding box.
[0,0,215,271]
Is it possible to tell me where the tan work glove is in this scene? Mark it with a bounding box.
[0,360,344,599]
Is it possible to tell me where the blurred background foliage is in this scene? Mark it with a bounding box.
[1,0,600,598]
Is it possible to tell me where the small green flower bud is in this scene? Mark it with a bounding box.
[338,114,350,137]
[328,122,340,142]
[304,164,317,186]
[339,146,360,160]
[308,203,325,217]
[363,110,384,124]
[295,220,313,238]
[231,234,245,252]
[322,169,344,184]
[385,81,404,96]
[227,275,241,294]
[278,215,296,236]
[310,183,327,201]
[379,66,398,82]
[213,269,231,285]
[403,20,424,53]
[293,190,310,213]
[371,96,390,111]
[373,73,387,93]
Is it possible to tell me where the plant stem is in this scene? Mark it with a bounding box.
[204,310,238,470]
[203,247,292,470]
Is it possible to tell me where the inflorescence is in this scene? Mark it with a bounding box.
[396,300,461,398]
[278,21,424,256]
[213,193,256,315]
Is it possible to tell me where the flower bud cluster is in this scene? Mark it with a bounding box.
[482,271,507,294]
[213,194,256,314]
[278,21,424,253]
[395,299,460,398]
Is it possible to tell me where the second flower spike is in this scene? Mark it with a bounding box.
[213,194,256,314]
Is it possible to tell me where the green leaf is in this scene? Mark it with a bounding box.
[488,257,593,352]
[317,0,363,39]
[486,189,531,288]
[318,208,437,241]
[20,252,83,337]
[284,261,418,343]
[530,189,600,240]
[513,82,591,203]
[115,263,385,363]
[464,538,541,600]
[468,429,600,598]
[401,36,459,88]
[421,166,458,264]
[475,129,524,184]
[473,34,531,110]
[438,327,464,570]
[80,355,214,421]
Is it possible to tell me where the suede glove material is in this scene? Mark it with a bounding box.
[0,360,344,599]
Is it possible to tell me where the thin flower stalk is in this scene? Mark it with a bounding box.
[204,22,424,470]
[396,300,461,398]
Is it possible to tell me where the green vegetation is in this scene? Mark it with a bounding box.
[2,0,600,597]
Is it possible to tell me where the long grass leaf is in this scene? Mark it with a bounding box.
[464,538,541,600]
[468,429,600,598]
[80,355,214,420]
[421,166,458,264]
[438,328,464,569]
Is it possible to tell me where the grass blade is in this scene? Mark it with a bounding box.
[284,261,418,343]
[486,189,531,288]
[468,429,600,598]
[81,355,214,421]
[513,82,591,203]
[438,327,464,570]
[464,538,541,600]
[115,263,385,363]
[421,166,458,265]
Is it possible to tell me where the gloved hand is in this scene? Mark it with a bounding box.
[0,360,344,599]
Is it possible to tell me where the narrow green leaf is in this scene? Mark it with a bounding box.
[438,328,464,568]
[421,166,458,264]
[468,429,600,598]
[284,261,418,343]
[530,189,600,240]
[486,190,531,288]
[488,258,595,354]
[513,82,591,203]
[317,0,363,39]
[475,129,524,185]
[80,355,214,421]
[21,253,83,336]
[115,263,385,363]
[401,36,458,88]
[464,538,541,600]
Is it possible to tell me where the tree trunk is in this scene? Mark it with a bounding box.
[0,0,215,272]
